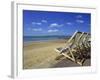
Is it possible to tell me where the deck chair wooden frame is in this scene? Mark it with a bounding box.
[78,33,91,64]
[74,32,91,65]
[55,30,91,66]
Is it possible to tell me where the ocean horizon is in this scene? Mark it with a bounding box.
[23,35,71,42]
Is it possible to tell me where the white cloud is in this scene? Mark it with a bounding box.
[36,23,42,25]
[32,28,42,31]
[49,23,63,28]
[32,22,36,25]
[76,15,82,18]
[41,20,47,23]
[50,23,58,27]
[66,22,72,25]
[32,22,42,25]
[48,29,59,33]
[76,19,84,23]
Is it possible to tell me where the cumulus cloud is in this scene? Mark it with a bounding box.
[41,20,47,23]
[37,23,42,25]
[76,19,84,23]
[48,29,59,33]
[32,22,42,25]
[32,28,42,31]
[76,15,82,18]
[49,23,63,28]
[66,22,72,25]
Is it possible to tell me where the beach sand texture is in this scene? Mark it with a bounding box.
[23,39,90,69]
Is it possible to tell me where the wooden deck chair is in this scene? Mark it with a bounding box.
[73,32,91,65]
[84,34,91,48]
[80,33,91,54]
[55,30,80,54]
[55,30,90,65]
[80,33,91,60]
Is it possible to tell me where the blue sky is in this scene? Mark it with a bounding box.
[23,10,91,36]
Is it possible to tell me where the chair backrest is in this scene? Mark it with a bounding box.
[73,32,84,45]
[79,32,90,45]
[67,31,84,47]
[82,33,91,47]
[65,30,90,49]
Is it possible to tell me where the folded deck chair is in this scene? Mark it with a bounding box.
[55,30,91,65]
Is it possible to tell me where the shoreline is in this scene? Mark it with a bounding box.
[23,39,68,46]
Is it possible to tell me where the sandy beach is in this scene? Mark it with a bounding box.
[23,39,90,69]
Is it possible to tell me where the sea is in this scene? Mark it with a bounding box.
[23,35,70,42]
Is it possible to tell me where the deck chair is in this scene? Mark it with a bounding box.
[83,34,91,49]
[79,33,91,61]
[55,30,91,65]
[73,32,91,65]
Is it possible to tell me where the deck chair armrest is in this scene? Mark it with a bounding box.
[55,47,69,54]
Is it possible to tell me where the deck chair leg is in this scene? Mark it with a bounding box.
[77,58,85,66]
[68,48,75,61]
[62,53,75,62]
[77,61,83,66]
